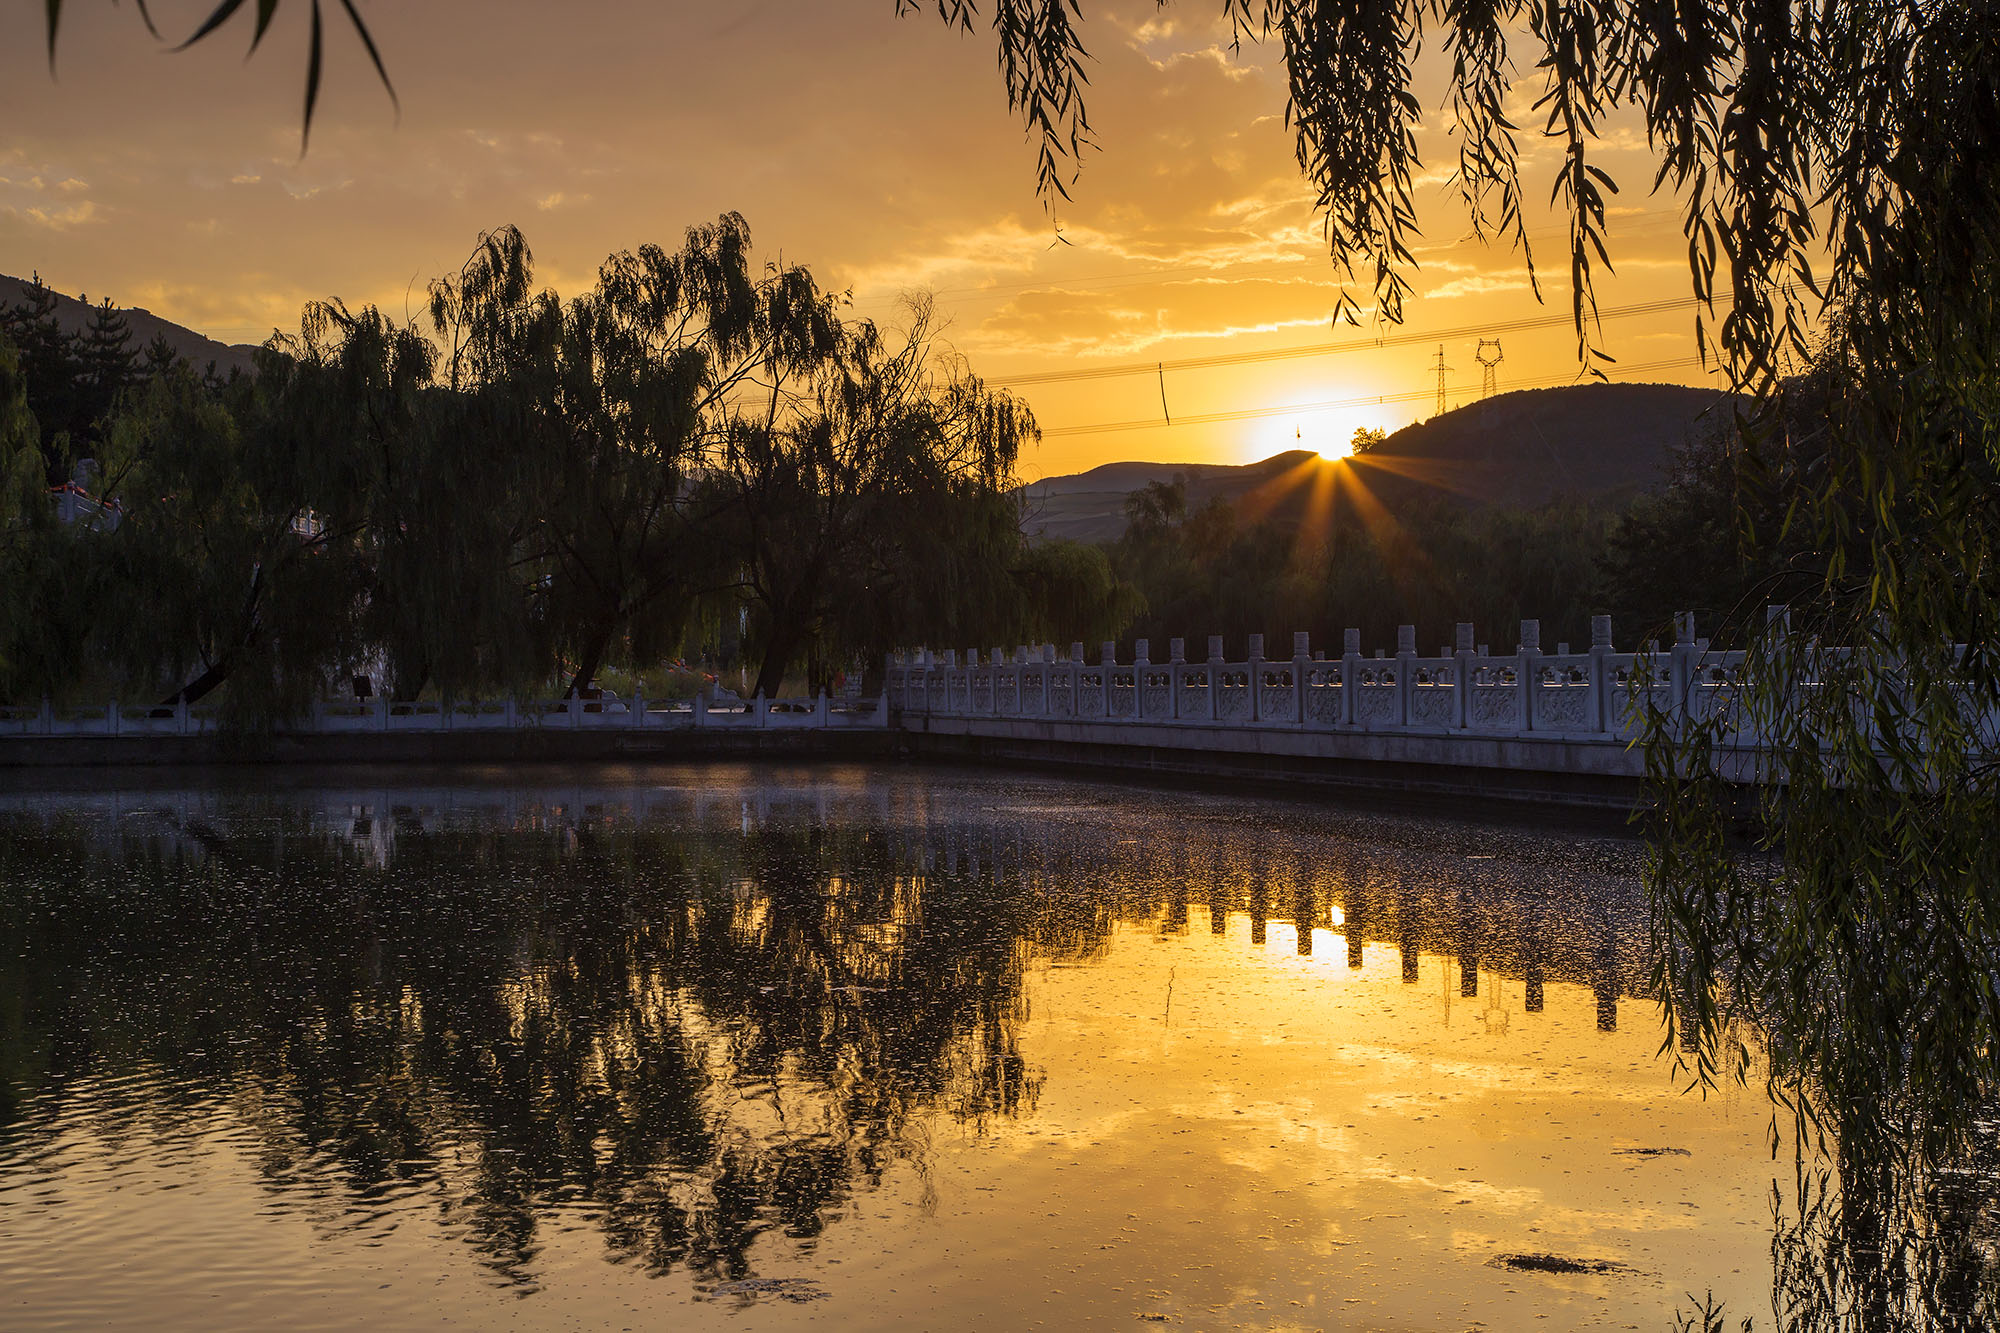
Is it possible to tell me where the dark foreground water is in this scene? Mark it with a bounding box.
[0,764,1777,1330]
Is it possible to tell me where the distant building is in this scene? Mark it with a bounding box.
[52,459,120,532]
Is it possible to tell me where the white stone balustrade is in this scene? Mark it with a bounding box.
[885,617,1764,745]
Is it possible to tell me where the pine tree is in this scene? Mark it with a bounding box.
[81,299,134,398]
[0,275,84,483]
[77,299,137,467]
[140,333,181,380]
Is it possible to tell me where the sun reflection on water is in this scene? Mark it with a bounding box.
[0,769,1781,1330]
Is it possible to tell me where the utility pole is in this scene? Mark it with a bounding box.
[1432,345,1450,417]
[1474,338,1504,399]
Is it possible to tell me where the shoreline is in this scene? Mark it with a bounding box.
[0,725,1668,826]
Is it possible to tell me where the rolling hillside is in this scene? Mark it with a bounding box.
[1,274,261,379]
[1022,381,1733,544]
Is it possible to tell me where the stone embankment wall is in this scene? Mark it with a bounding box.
[0,693,891,772]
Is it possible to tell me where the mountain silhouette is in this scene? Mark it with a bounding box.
[1023,381,1731,543]
[1,273,262,379]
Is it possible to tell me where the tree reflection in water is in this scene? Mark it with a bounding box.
[0,775,1990,1324]
[1721,1097,2000,1333]
[0,796,1050,1287]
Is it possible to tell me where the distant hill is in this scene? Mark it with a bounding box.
[0,274,262,379]
[1021,381,1732,544]
[1022,450,1323,544]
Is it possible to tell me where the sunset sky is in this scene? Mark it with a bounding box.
[3,0,1725,478]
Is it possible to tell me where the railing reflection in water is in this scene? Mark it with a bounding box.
[0,777,1642,1282]
[0,774,1989,1327]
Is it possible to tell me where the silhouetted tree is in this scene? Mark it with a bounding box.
[427,219,845,696]
[714,296,1036,695]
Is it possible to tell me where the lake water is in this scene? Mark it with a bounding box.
[0,764,1779,1330]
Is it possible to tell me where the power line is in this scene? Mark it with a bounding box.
[1038,355,1720,438]
[849,205,1695,315]
[992,292,1712,388]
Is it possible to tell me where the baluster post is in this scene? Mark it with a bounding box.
[1453,623,1475,730]
[1207,635,1224,723]
[1101,641,1117,719]
[1395,626,1416,728]
[1671,610,1700,738]
[1246,634,1264,723]
[1169,637,1185,720]
[1342,629,1361,726]
[1518,619,1541,732]
[1293,631,1310,728]
[1590,614,1615,733]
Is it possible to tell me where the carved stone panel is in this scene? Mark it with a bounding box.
[1216,673,1250,721]
[1534,686,1590,730]
[1357,687,1397,723]
[1109,669,1137,718]
[1306,686,1342,725]
[1410,687,1455,728]
[1468,685,1518,729]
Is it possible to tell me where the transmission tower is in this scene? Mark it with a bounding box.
[1432,345,1451,417]
[1474,338,1504,399]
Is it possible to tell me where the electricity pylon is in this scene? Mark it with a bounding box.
[1474,338,1504,399]
[1432,345,1451,417]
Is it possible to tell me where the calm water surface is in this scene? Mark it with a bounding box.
[0,764,1777,1330]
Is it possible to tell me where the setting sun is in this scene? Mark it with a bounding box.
[1254,409,1387,465]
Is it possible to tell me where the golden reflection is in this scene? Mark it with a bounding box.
[0,775,1791,1331]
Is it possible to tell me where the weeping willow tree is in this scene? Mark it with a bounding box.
[709,295,1046,696]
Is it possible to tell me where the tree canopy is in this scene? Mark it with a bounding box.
[0,217,1137,715]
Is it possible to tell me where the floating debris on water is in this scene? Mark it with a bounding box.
[1489,1253,1630,1275]
[708,1277,830,1303]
